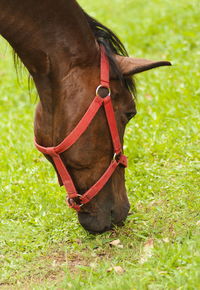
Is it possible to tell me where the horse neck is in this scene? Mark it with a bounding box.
[0,0,98,98]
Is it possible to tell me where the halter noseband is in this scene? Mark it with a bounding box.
[34,45,127,211]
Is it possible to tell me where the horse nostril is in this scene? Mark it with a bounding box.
[111,203,130,226]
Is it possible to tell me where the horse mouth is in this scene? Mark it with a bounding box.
[78,205,130,234]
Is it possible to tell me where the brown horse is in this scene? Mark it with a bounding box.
[0,0,171,233]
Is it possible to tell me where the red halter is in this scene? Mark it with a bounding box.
[34,45,127,211]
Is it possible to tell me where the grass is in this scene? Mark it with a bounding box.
[0,0,200,289]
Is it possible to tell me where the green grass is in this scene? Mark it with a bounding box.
[0,0,200,289]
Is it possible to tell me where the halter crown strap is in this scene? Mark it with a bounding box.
[34,45,127,211]
[100,45,110,87]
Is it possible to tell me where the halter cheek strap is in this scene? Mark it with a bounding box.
[34,45,127,211]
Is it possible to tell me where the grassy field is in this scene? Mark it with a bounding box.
[0,0,200,289]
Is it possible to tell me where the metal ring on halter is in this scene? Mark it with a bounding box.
[113,153,117,161]
[113,152,121,162]
[68,195,83,206]
[96,85,111,98]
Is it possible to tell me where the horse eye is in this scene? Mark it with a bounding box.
[125,111,136,121]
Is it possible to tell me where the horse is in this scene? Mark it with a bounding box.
[0,0,171,233]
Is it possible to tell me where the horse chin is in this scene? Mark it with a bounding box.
[78,203,130,234]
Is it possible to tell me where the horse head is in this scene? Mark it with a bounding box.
[0,0,171,233]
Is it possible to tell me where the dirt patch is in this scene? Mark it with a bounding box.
[0,248,98,289]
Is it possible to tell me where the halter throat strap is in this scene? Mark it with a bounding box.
[34,45,127,211]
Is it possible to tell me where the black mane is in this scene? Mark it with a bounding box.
[82,11,136,97]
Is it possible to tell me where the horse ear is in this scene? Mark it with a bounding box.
[115,55,171,76]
